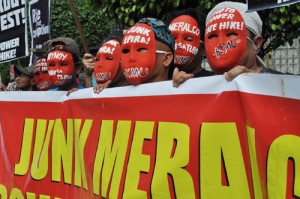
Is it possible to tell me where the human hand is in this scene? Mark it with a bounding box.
[224,65,253,81]
[66,88,79,96]
[83,53,95,76]
[93,80,111,94]
[0,83,7,91]
[172,67,194,88]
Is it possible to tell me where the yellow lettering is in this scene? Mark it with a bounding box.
[31,120,54,180]
[200,123,250,199]
[52,119,74,184]
[14,119,34,176]
[267,135,300,198]
[151,122,195,199]
[0,184,7,199]
[74,119,92,190]
[246,126,264,199]
[26,192,36,199]
[9,188,24,199]
[93,120,131,198]
[123,121,154,199]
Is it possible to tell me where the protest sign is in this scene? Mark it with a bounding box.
[0,74,300,198]
[28,0,50,64]
[0,0,28,63]
[247,0,300,12]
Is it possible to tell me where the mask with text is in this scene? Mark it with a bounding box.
[205,7,246,74]
[169,15,201,67]
[47,49,74,87]
[121,23,156,85]
[94,39,121,84]
[33,58,53,91]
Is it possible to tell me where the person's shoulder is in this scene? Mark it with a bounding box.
[260,67,291,75]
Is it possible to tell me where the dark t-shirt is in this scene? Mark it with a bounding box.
[194,69,215,78]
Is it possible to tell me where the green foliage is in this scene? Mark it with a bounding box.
[98,0,194,27]
[51,0,112,55]
[0,63,10,85]
[260,3,300,56]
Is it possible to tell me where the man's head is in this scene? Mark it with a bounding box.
[121,17,174,85]
[166,8,203,68]
[33,57,53,91]
[94,38,121,84]
[46,37,81,89]
[15,65,35,91]
[205,1,263,72]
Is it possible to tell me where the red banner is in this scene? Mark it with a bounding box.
[0,74,300,199]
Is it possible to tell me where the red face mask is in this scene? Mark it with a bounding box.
[121,23,156,85]
[94,39,121,84]
[169,15,200,67]
[33,58,53,91]
[205,7,246,74]
[47,49,74,87]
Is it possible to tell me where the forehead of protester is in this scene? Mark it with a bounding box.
[165,8,205,42]
[137,17,175,53]
[206,1,262,36]
[33,58,48,73]
[169,15,200,37]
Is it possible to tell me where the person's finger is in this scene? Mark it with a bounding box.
[173,70,193,88]
[93,85,101,94]
[224,66,252,81]
[66,88,78,96]
[172,67,179,78]
[172,68,181,87]
[181,73,194,82]
[104,80,112,88]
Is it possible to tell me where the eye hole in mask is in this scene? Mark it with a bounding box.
[138,48,148,52]
[185,36,194,42]
[208,34,218,39]
[227,32,238,37]
[122,49,130,54]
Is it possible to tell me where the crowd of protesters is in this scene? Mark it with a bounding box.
[0,1,294,93]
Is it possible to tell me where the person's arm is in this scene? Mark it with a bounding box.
[82,53,95,88]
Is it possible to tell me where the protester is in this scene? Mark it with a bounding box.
[80,35,130,94]
[120,17,174,85]
[46,37,84,91]
[205,1,285,81]
[31,40,55,91]
[14,65,36,91]
[165,8,214,87]
[33,58,54,91]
